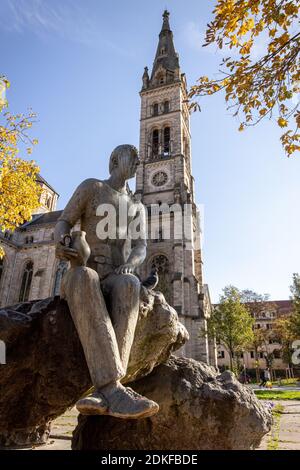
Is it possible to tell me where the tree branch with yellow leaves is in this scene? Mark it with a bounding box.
[189,0,300,156]
[0,76,41,258]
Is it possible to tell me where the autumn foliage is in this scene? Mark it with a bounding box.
[0,77,41,257]
[189,0,300,156]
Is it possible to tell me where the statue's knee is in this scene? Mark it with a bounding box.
[117,274,140,294]
[67,266,99,285]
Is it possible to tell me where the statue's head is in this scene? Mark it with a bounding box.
[109,144,140,180]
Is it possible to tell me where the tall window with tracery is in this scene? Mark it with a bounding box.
[163,127,170,156]
[152,129,159,158]
[150,254,171,302]
[19,261,33,302]
[53,260,68,296]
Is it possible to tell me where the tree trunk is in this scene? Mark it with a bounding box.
[229,350,233,371]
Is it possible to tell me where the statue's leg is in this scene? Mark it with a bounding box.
[61,267,125,390]
[62,269,158,419]
[101,273,140,372]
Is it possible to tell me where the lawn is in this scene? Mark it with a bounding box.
[255,390,300,400]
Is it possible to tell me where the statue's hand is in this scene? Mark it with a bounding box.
[115,263,135,275]
[55,242,78,261]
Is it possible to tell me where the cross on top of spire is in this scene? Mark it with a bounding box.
[161,10,171,32]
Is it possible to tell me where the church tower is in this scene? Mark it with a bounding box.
[136,11,216,364]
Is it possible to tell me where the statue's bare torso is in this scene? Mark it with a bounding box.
[58,178,144,277]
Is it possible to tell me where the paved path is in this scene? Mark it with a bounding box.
[30,400,300,451]
[250,384,300,392]
[32,408,78,451]
[259,400,300,450]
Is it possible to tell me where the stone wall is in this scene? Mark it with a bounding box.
[0,225,58,307]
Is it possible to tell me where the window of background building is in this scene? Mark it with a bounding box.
[53,261,68,296]
[19,261,33,302]
[152,129,159,157]
[152,103,158,116]
[163,127,170,155]
[150,255,170,302]
[163,101,169,113]
[4,231,12,240]
[273,349,281,359]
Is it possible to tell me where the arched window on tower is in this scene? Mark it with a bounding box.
[163,101,169,113]
[163,127,170,156]
[53,260,68,296]
[46,195,52,209]
[152,129,159,158]
[150,255,171,302]
[19,261,33,302]
[156,73,165,85]
[152,103,159,116]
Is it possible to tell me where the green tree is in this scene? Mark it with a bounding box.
[289,273,300,336]
[207,286,254,371]
[239,289,277,376]
[273,316,295,367]
[250,327,268,381]
[189,0,300,156]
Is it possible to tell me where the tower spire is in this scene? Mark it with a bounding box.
[142,10,180,89]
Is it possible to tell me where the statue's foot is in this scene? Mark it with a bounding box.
[76,390,108,415]
[102,383,159,419]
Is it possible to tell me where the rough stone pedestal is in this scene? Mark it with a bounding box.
[0,288,187,447]
[72,356,272,450]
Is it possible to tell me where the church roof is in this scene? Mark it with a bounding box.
[25,210,63,227]
[150,10,180,82]
[36,174,59,196]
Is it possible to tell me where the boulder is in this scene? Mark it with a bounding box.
[72,356,272,450]
[0,288,188,447]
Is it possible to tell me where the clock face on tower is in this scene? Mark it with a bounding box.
[152,171,168,187]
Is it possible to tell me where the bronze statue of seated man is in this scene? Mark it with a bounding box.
[55,144,159,419]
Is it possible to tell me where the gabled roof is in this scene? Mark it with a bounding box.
[24,210,63,227]
[36,174,59,196]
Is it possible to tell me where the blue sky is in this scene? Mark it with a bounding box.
[1,0,300,302]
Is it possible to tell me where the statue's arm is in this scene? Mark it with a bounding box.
[115,239,147,275]
[115,202,147,275]
[127,238,147,267]
[54,179,92,261]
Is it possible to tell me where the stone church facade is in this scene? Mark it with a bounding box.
[0,11,216,366]
[136,11,215,364]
